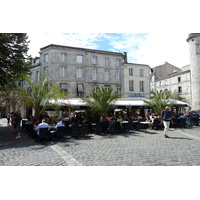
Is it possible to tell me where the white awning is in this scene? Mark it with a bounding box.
[49,98,187,108]
[114,99,148,107]
[49,98,86,107]
[49,98,148,107]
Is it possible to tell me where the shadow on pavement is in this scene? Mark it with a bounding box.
[101,131,143,139]
[0,125,94,151]
[169,136,193,140]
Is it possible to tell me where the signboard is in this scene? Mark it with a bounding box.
[129,94,145,98]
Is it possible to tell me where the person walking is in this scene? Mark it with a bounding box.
[7,113,10,126]
[161,106,172,138]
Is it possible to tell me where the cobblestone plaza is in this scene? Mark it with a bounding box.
[1,118,200,166]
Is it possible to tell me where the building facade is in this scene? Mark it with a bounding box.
[31,44,127,98]
[150,62,182,92]
[30,44,151,100]
[123,63,150,99]
[152,69,191,107]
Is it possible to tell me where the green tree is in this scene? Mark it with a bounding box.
[16,75,68,120]
[81,87,120,120]
[144,89,185,114]
[0,33,31,90]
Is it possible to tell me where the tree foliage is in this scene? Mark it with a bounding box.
[0,33,31,90]
[16,75,68,120]
[144,89,185,114]
[81,87,120,120]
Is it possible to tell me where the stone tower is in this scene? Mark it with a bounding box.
[187,33,200,110]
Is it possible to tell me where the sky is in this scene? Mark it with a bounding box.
[28,33,190,68]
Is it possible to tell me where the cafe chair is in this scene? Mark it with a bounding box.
[138,122,149,133]
[192,116,199,126]
[70,124,80,137]
[153,118,163,130]
[132,121,139,131]
[172,117,179,128]
[56,126,66,139]
[178,118,187,128]
[115,122,124,133]
[127,120,134,132]
[95,122,103,134]
[80,124,89,136]
[38,127,49,142]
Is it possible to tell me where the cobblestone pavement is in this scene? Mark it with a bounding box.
[1,118,200,166]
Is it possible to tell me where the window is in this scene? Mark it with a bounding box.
[140,81,144,92]
[60,83,67,91]
[60,66,65,77]
[116,70,121,82]
[18,81,22,87]
[76,68,83,78]
[196,43,200,54]
[77,84,84,97]
[92,56,97,65]
[105,70,109,82]
[116,59,121,67]
[93,86,98,93]
[43,66,48,74]
[178,86,182,93]
[129,68,133,75]
[76,55,83,63]
[61,53,67,62]
[140,69,144,76]
[35,71,39,82]
[92,69,98,81]
[44,53,48,62]
[105,58,109,66]
[129,80,134,91]
[178,77,181,83]
[116,87,121,95]
[104,85,110,92]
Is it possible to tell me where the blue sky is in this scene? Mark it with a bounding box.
[28,33,190,68]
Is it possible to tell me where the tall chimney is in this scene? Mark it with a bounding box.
[123,52,127,63]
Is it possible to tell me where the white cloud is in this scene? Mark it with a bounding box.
[28,33,103,57]
[135,33,190,68]
[103,33,190,68]
[28,33,190,68]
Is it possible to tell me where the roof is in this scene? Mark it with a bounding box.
[186,33,200,42]
[153,62,181,69]
[124,63,150,67]
[155,69,190,81]
[40,44,124,57]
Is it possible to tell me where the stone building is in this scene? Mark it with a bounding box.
[150,62,182,91]
[152,68,191,107]
[31,44,127,98]
[187,33,200,110]
[123,63,151,99]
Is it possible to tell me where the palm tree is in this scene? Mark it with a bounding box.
[16,75,68,120]
[81,87,120,120]
[144,89,185,114]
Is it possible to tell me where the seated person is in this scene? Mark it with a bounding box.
[117,115,123,123]
[50,118,64,139]
[179,113,186,119]
[116,115,124,131]
[144,113,151,121]
[35,119,50,137]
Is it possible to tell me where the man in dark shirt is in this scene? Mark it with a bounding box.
[161,106,172,138]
